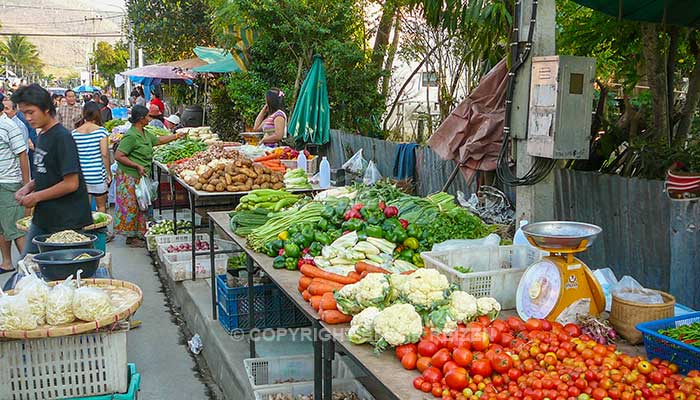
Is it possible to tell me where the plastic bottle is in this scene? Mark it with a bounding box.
[319,156,330,188]
[513,220,533,247]
[296,151,307,172]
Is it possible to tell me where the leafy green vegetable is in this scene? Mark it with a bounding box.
[104,119,126,133]
[153,138,207,164]
[453,266,473,274]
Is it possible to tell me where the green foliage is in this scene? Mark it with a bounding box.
[225,71,272,128]
[208,81,244,141]
[0,35,43,74]
[126,0,214,62]
[90,41,129,90]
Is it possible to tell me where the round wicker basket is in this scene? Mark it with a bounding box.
[609,290,675,344]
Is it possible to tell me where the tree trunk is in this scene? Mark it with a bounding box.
[677,35,700,140]
[290,56,305,115]
[667,26,680,139]
[381,12,401,100]
[641,24,671,144]
[371,0,397,76]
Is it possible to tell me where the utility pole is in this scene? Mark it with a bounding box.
[85,14,103,86]
[512,0,557,223]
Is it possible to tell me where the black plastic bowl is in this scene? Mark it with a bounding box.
[32,249,105,281]
[32,233,97,253]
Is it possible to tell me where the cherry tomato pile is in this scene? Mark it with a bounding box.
[396,315,700,400]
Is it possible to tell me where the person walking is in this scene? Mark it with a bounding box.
[0,95,30,274]
[72,102,111,213]
[99,94,113,123]
[11,84,92,255]
[57,89,83,129]
[114,105,185,246]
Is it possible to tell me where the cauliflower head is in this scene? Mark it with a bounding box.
[476,296,501,319]
[335,273,390,315]
[334,284,362,315]
[373,303,423,351]
[426,306,459,335]
[347,306,380,344]
[396,269,450,310]
[448,291,478,323]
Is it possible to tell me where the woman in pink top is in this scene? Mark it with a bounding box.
[253,88,287,146]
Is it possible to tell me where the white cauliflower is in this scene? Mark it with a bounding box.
[448,291,478,323]
[334,273,389,315]
[426,306,459,335]
[373,303,423,352]
[394,269,450,311]
[476,297,501,320]
[347,306,380,344]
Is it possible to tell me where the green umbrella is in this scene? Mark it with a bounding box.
[569,0,700,27]
[288,55,330,145]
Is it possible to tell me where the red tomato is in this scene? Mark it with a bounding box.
[431,348,452,369]
[490,319,509,333]
[413,376,425,389]
[506,316,526,332]
[477,315,491,326]
[507,368,522,380]
[592,388,607,400]
[423,367,444,383]
[443,361,459,374]
[448,332,470,351]
[432,385,444,397]
[417,356,432,372]
[421,381,432,392]
[470,331,490,352]
[401,352,418,370]
[486,326,502,344]
[435,334,449,349]
[470,359,493,377]
[499,333,515,348]
[396,343,417,360]
[539,319,552,331]
[445,369,469,391]
[649,370,664,384]
[525,318,542,331]
[492,353,514,374]
[418,340,439,357]
[452,347,473,367]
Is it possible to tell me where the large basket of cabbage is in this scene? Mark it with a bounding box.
[0,278,142,339]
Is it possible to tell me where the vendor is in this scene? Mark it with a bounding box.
[10,84,93,254]
[147,104,166,129]
[113,105,185,247]
[253,88,287,146]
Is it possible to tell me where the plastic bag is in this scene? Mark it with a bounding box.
[431,234,502,252]
[363,161,382,185]
[73,270,113,322]
[612,275,664,304]
[135,176,157,211]
[342,149,367,174]
[0,290,39,331]
[46,275,76,325]
[15,262,49,325]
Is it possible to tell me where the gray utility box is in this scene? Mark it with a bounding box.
[527,55,596,159]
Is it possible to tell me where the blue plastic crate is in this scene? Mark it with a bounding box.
[217,275,308,333]
[637,312,700,374]
[65,363,141,400]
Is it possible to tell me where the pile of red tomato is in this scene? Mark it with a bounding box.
[396,315,700,400]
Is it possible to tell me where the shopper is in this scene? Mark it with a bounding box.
[114,105,185,247]
[149,91,165,114]
[99,94,113,123]
[0,95,30,274]
[57,89,83,129]
[164,114,181,132]
[253,88,287,146]
[147,104,166,129]
[134,86,146,106]
[72,102,111,213]
[11,84,92,255]
[3,96,29,143]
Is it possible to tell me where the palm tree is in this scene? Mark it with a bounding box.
[0,35,44,77]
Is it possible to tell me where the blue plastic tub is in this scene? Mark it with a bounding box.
[216,275,310,333]
[637,312,700,374]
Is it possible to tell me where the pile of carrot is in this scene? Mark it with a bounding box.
[297,264,359,324]
[354,261,416,278]
[253,153,287,172]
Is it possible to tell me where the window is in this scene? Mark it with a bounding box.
[421,72,437,87]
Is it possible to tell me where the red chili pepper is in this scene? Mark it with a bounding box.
[278,249,285,256]
[399,219,409,229]
[378,201,386,210]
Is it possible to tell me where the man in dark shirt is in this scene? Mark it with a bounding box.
[11,84,92,254]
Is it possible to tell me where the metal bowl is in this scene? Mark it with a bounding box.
[240,132,265,145]
[521,221,602,250]
[33,233,97,253]
[33,249,104,281]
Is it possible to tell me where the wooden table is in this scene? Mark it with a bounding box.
[207,211,429,400]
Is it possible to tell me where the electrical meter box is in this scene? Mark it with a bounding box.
[528,55,596,159]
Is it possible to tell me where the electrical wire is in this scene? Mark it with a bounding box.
[0,4,122,14]
[0,32,123,38]
[0,14,124,28]
[496,0,556,187]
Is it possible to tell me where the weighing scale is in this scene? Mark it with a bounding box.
[516,221,606,325]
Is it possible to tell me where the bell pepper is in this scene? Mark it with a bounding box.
[342,218,364,232]
[271,239,285,251]
[308,241,323,257]
[328,229,342,243]
[394,228,408,244]
[321,205,335,219]
[290,232,306,247]
[278,231,289,241]
[407,224,421,238]
[403,237,419,250]
[264,242,277,257]
[366,211,384,225]
[285,257,298,270]
[301,227,315,244]
[400,248,415,260]
[356,230,367,241]
[273,255,287,269]
[365,225,384,238]
[384,230,398,243]
[383,205,399,218]
[344,208,362,220]
[284,242,301,258]
[317,218,329,231]
[382,217,401,232]
[334,199,350,218]
[412,253,425,268]
[314,231,331,245]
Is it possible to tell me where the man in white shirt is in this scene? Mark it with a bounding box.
[3,98,29,144]
[0,96,30,273]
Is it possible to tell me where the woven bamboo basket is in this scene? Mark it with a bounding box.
[1,278,142,340]
[609,290,675,344]
[16,212,112,233]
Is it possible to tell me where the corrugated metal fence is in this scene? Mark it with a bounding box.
[327,130,475,196]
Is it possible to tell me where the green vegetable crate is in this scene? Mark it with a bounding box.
[421,245,545,310]
[637,312,700,374]
[216,275,310,333]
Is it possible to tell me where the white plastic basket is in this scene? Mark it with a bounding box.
[156,237,229,262]
[146,232,204,252]
[162,250,229,281]
[253,378,375,400]
[244,354,353,390]
[422,245,546,309]
[0,331,128,399]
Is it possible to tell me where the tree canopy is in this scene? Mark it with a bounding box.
[90,41,129,90]
[0,35,43,76]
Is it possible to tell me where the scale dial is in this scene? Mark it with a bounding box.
[516,260,562,320]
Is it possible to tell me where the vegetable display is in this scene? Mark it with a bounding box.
[659,322,700,347]
[182,158,285,193]
[104,118,126,133]
[284,169,312,190]
[147,220,192,235]
[153,138,207,164]
[144,125,171,137]
[175,126,220,144]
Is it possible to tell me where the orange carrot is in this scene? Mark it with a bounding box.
[401,270,416,275]
[300,264,359,284]
[308,279,344,296]
[321,310,352,324]
[299,276,313,290]
[298,283,305,293]
[254,153,279,162]
[347,271,361,282]
[320,292,337,311]
[302,290,312,301]
[355,261,389,274]
[310,295,322,311]
[360,270,368,279]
